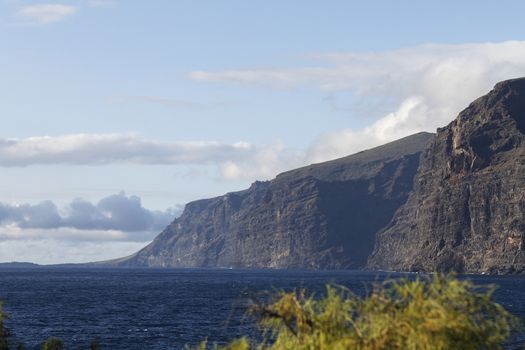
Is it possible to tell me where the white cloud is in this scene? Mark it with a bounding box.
[9,39,525,181]
[219,140,304,181]
[0,133,253,167]
[0,132,305,181]
[18,4,77,24]
[190,41,525,162]
[4,42,525,181]
[306,97,430,162]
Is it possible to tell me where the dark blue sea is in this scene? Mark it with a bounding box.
[0,268,523,349]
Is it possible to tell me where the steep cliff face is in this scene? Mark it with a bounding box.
[118,132,433,268]
[369,78,525,274]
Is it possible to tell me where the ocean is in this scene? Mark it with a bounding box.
[0,268,523,349]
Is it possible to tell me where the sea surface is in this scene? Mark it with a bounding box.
[0,268,523,349]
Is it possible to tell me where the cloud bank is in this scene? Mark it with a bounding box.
[0,192,181,264]
[4,42,525,182]
[0,193,180,264]
[0,133,252,167]
[0,133,302,181]
[191,41,525,163]
[0,192,179,237]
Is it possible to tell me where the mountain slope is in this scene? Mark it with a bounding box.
[117,132,433,268]
[368,78,525,274]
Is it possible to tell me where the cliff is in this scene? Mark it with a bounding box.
[368,78,525,274]
[117,132,433,268]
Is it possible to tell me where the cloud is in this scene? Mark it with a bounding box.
[4,42,525,181]
[306,97,430,162]
[0,133,253,167]
[0,192,180,235]
[189,41,525,93]
[219,140,304,181]
[18,4,77,24]
[0,193,182,264]
[0,133,304,181]
[190,41,525,162]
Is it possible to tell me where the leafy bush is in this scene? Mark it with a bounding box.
[41,338,64,350]
[214,275,521,350]
[0,275,522,349]
[0,302,8,350]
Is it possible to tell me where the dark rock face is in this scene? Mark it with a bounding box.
[118,132,433,268]
[368,78,525,274]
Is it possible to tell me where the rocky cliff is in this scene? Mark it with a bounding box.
[368,78,525,274]
[117,132,433,268]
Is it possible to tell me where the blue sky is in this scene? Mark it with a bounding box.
[2,0,525,263]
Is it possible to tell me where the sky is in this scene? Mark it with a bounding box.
[2,0,525,264]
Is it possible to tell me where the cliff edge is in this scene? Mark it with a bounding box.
[117,132,433,268]
[368,78,525,274]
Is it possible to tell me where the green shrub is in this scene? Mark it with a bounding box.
[215,275,521,350]
[0,302,8,350]
[41,338,64,350]
[89,340,100,350]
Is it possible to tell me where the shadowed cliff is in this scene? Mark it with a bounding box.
[116,132,433,269]
[369,78,525,274]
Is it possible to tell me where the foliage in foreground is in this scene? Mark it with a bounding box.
[206,275,521,350]
[0,275,522,349]
[41,338,64,350]
[0,302,8,350]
